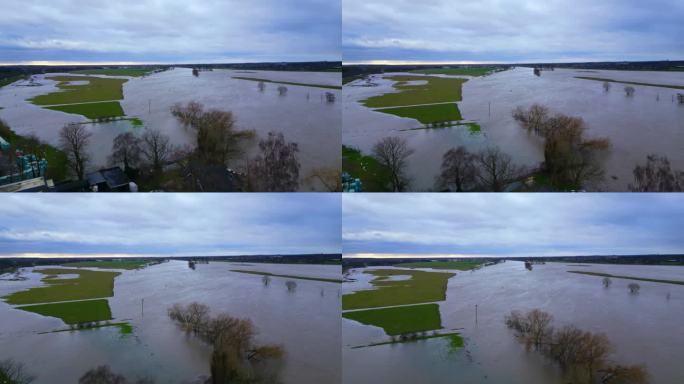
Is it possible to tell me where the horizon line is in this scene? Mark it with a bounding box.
[342,58,684,66]
[0,59,342,67]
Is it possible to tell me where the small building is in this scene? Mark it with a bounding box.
[86,167,132,192]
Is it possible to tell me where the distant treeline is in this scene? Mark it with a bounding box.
[342,60,684,83]
[0,65,167,86]
[181,61,341,72]
[342,254,684,270]
[0,254,341,274]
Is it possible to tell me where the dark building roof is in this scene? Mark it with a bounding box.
[86,167,130,191]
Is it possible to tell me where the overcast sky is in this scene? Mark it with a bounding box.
[0,0,340,65]
[0,194,340,258]
[343,194,684,258]
[343,0,684,64]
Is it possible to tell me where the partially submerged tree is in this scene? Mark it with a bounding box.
[437,146,479,192]
[624,86,635,97]
[513,104,610,189]
[307,167,342,192]
[285,280,297,292]
[277,85,288,96]
[600,364,649,384]
[109,132,142,173]
[0,359,35,384]
[372,136,414,192]
[602,277,612,288]
[59,123,92,180]
[476,147,525,192]
[262,275,271,287]
[504,309,554,351]
[603,81,611,92]
[629,154,684,191]
[628,283,641,294]
[258,81,266,92]
[171,102,255,166]
[247,132,301,192]
[141,128,172,173]
[79,365,155,384]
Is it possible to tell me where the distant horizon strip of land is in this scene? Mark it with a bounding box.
[575,76,684,90]
[229,269,342,283]
[231,76,342,90]
[568,271,684,286]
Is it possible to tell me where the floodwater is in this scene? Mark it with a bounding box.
[342,262,684,384]
[343,68,684,191]
[0,261,341,384]
[0,68,341,190]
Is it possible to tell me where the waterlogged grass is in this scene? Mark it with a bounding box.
[568,271,684,286]
[343,303,442,335]
[71,68,156,77]
[30,76,127,105]
[232,76,342,90]
[396,261,482,270]
[130,117,144,127]
[46,101,125,119]
[230,269,342,283]
[40,321,132,335]
[362,75,467,108]
[342,145,392,192]
[2,268,120,305]
[575,76,684,90]
[376,103,462,124]
[411,67,496,77]
[18,299,112,324]
[63,260,149,270]
[351,332,464,349]
[342,269,455,310]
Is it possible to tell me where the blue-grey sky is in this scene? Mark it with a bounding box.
[343,194,684,258]
[343,0,684,64]
[0,0,340,65]
[0,194,340,258]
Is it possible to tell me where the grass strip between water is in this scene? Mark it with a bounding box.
[232,76,341,90]
[568,271,684,285]
[230,269,342,283]
[46,101,125,119]
[30,76,127,105]
[342,269,455,310]
[18,299,112,324]
[351,331,464,349]
[343,303,442,335]
[411,67,497,76]
[575,76,684,90]
[361,75,467,108]
[70,68,156,77]
[63,260,149,270]
[39,322,132,335]
[375,103,462,124]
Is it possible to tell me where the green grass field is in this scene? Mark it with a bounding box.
[17,299,112,324]
[232,76,342,90]
[376,103,462,124]
[411,67,496,77]
[343,303,442,335]
[2,268,121,305]
[230,269,343,283]
[30,76,127,105]
[396,261,482,270]
[342,145,393,192]
[46,101,125,119]
[342,269,455,310]
[362,75,467,108]
[71,68,156,77]
[575,76,684,90]
[63,260,149,270]
[568,271,684,285]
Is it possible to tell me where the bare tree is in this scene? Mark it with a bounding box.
[59,123,92,180]
[504,309,553,351]
[172,102,255,165]
[476,147,524,192]
[602,277,612,288]
[578,331,612,382]
[372,136,414,191]
[78,366,155,384]
[513,104,549,136]
[141,128,172,172]
[167,302,210,334]
[307,167,342,192]
[0,359,35,384]
[277,85,288,96]
[109,132,142,172]
[628,283,640,294]
[262,275,271,287]
[247,132,300,192]
[600,364,650,384]
[629,154,684,191]
[624,86,635,97]
[285,280,297,292]
[437,146,479,191]
[603,82,611,92]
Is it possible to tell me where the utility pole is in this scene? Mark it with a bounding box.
[148,99,151,114]
[141,298,144,318]
[475,304,478,324]
[488,102,491,120]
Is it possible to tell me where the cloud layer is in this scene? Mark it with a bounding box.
[0,194,340,257]
[343,0,684,63]
[343,194,684,257]
[0,0,340,64]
